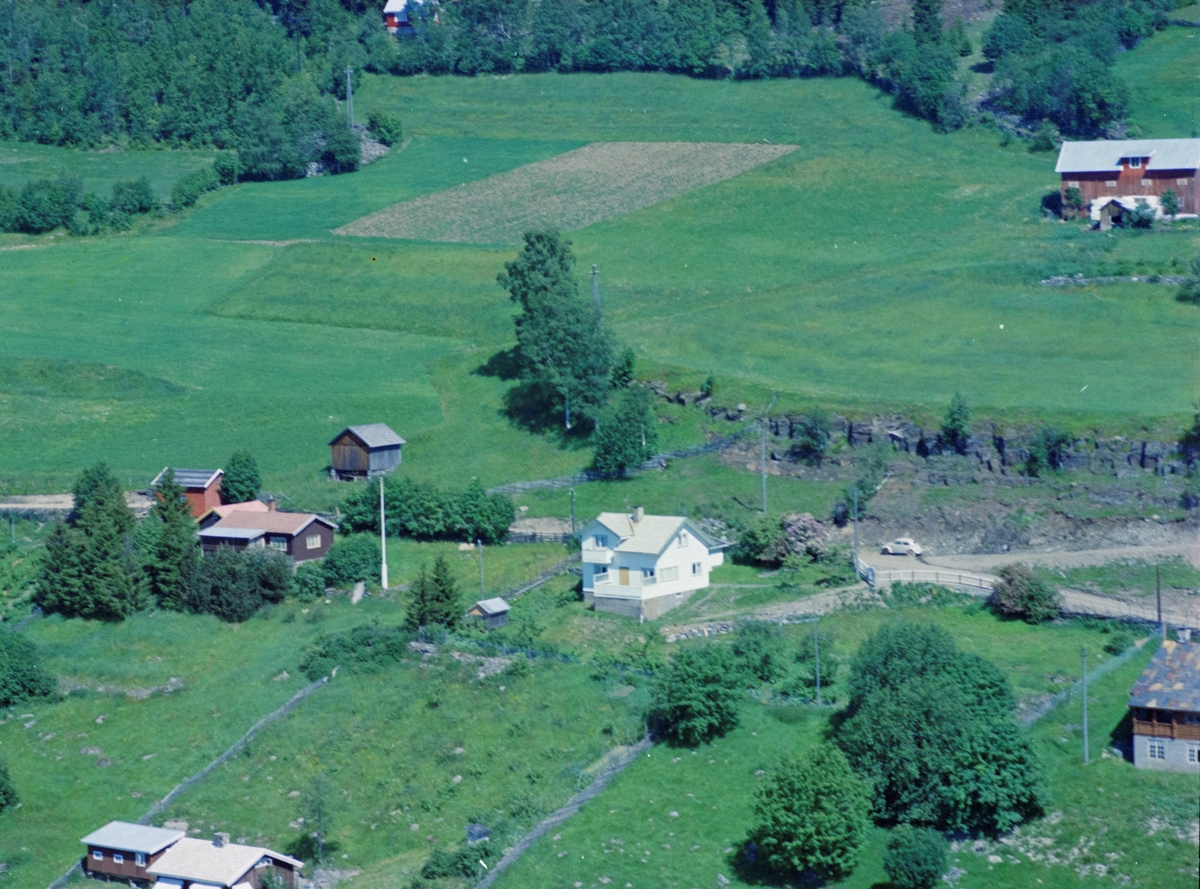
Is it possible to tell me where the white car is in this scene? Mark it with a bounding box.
[881,537,923,557]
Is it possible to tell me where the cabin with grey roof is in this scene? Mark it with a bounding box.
[329,423,405,479]
[1056,138,1200,218]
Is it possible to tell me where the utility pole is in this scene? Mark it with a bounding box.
[591,264,601,312]
[345,66,354,125]
[477,539,485,597]
[570,488,576,536]
[852,487,859,571]
[1157,563,1165,640]
[379,478,388,590]
[1081,646,1089,765]
[814,621,821,705]
[760,418,767,513]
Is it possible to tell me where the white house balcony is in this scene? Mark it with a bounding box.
[593,571,654,589]
[582,549,614,565]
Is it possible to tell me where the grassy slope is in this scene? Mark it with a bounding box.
[1116,24,1200,138]
[1,55,1197,498]
[0,142,218,202]
[492,616,1199,889]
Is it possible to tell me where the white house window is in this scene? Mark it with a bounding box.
[269,535,288,551]
[594,567,608,580]
[1105,180,1117,187]
[113,854,124,865]
[1148,741,1166,760]
[692,562,702,576]
[135,853,147,867]
[678,532,689,548]
[306,534,321,549]
[1129,157,1141,168]
[641,568,655,578]
[1188,746,1199,764]
[92,851,104,861]
[595,534,608,548]
[1141,179,1151,187]
[660,566,679,582]
[1180,178,1190,185]
[257,858,272,868]
[1066,180,1080,188]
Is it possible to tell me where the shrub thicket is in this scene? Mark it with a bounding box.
[221,450,262,504]
[0,757,17,812]
[0,631,55,707]
[187,545,292,622]
[171,166,221,210]
[342,477,513,545]
[322,535,381,589]
[300,624,413,681]
[367,109,403,146]
[653,646,742,746]
[836,622,1043,834]
[590,387,658,475]
[746,745,871,882]
[884,825,949,889]
[990,563,1059,623]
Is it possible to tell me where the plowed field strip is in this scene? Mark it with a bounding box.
[333,141,796,244]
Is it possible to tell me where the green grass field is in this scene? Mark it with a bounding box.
[1117,23,1200,138]
[0,142,219,202]
[0,37,1197,502]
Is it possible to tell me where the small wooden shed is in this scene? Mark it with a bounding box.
[468,597,510,630]
[153,468,223,518]
[329,424,405,480]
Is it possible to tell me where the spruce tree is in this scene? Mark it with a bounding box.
[429,555,461,629]
[0,757,17,812]
[222,451,262,504]
[405,565,434,631]
[146,469,198,611]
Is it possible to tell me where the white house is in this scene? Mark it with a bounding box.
[579,507,729,620]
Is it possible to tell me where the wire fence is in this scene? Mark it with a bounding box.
[487,432,746,496]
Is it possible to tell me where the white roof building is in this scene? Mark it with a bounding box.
[1055,139,1200,174]
[148,837,302,889]
[579,507,728,620]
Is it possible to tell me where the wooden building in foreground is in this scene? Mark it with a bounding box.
[1128,635,1199,773]
[1056,138,1200,217]
[82,821,185,882]
[329,424,405,480]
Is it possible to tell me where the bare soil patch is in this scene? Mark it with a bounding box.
[334,141,796,244]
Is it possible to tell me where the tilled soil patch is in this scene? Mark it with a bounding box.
[334,141,796,244]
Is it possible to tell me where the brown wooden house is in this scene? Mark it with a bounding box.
[1128,635,1199,773]
[199,503,336,563]
[329,424,405,480]
[81,821,186,882]
[153,468,224,518]
[147,833,303,889]
[1057,138,1200,218]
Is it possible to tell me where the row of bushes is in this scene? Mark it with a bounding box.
[341,477,514,545]
[0,175,158,235]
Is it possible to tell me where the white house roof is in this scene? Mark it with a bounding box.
[81,821,185,855]
[331,424,405,449]
[383,0,408,12]
[1056,139,1200,173]
[148,838,301,887]
[591,512,728,556]
[472,597,510,616]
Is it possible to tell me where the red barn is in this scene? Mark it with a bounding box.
[1056,138,1200,218]
[153,468,223,518]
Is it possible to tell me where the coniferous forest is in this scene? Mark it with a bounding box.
[0,0,1182,160]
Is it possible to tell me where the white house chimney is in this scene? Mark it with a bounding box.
[213,831,230,848]
[632,506,644,523]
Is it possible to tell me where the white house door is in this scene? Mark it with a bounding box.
[619,568,629,585]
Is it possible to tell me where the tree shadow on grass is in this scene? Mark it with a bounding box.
[474,346,523,382]
[283,834,342,864]
[728,843,832,887]
[1041,191,1063,217]
[1109,708,1133,762]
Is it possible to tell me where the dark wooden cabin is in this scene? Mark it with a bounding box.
[329,424,405,480]
[199,503,336,563]
[81,821,186,882]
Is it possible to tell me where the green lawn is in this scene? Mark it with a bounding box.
[1034,556,1200,598]
[1117,24,1200,138]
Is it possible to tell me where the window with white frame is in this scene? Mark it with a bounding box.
[641,568,655,579]
[660,566,679,582]
[692,562,702,576]
[1148,741,1166,760]
[595,534,608,548]
[306,533,321,549]
[92,851,104,861]
[594,567,608,582]
[113,854,124,865]
[135,853,147,867]
[1129,156,1142,168]
[269,535,288,551]
[1188,746,1199,764]
[678,531,689,548]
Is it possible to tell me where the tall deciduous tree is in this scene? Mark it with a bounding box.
[498,230,614,429]
[0,630,55,707]
[653,645,742,746]
[836,622,1043,834]
[747,745,871,882]
[590,387,658,475]
[222,450,262,504]
[146,469,199,610]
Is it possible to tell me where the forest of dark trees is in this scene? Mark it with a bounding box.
[0,0,1181,167]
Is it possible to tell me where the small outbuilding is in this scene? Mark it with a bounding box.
[467,597,510,630]
[153,468,223,518]
[329,424,405,480]
[383,0,414,33]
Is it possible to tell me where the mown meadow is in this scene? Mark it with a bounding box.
[0,26,1197,505]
